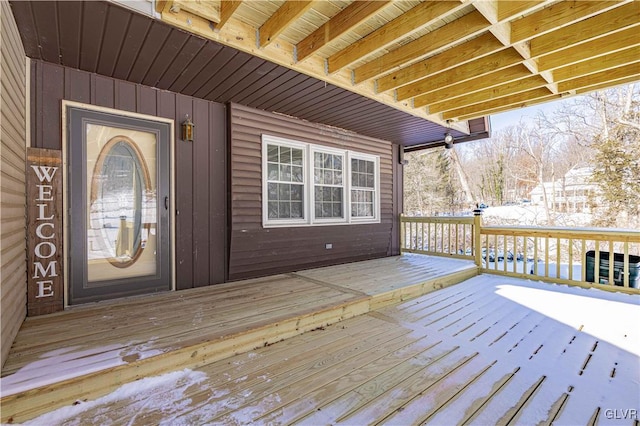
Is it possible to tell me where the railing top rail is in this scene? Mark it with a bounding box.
[481,225,640,242]
[401,215,475,224]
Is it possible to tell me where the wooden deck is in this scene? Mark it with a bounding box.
[19,273,638,426]
[0,254,477,423]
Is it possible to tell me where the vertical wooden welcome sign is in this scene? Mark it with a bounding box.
[26,148,64,315]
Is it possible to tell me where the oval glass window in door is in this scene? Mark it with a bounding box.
[89,136,152,269]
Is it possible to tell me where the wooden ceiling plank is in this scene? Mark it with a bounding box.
[511,1,626,44]
[530,1,640,57]
[376,32,505,93]
[354,10,490,84]
[259,1,315,48]
[172,0,221,23]
[574,74,640,95]
[216,1,243,31]
[327,1,465,74]
[443,88,555,120]
[497,1,549,22]
[396,48,525,101]
[553,45,640,82]
[296,1,392,62]
[537,26,640,71]
[412,64,533,108]
[558,61,640,93]
[454,93,559,121]
[428,75,550,114]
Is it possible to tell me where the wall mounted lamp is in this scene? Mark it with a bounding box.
[182,114,195,142]
[444,132,454,149]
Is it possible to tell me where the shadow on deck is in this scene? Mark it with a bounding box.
[0,254,477,423]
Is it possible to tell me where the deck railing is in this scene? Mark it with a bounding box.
[401,213,640,294]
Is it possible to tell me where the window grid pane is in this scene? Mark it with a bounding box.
[266,144,305,220]
[314,152,344,219]
[351,158,376,218]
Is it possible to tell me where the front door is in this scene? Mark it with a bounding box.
[67,106,172,305]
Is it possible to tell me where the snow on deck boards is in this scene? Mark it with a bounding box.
[23,275,639,425]
[0,254,477,421]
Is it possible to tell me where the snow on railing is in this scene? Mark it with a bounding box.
[400,213,640,294]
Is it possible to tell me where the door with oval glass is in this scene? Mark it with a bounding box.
[67,106,172,305]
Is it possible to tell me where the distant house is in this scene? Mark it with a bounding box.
[530,167,599,212]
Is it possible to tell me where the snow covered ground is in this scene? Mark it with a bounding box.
[23,275,639,425]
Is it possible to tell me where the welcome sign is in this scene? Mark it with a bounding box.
[26,148,63,315]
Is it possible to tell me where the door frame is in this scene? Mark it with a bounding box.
[61,101,176,307]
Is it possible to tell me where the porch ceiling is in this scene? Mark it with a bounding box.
[11,1,640,149]
[9,0,490,149]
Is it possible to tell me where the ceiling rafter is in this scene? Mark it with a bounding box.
[413,64,534,109]
[295,1,391,62]
[510,0,628,44]
[216,1,242,31]
[530,1,640,57]
[354,10,490,84]
[397,48,524,101]
[152,0,639,132]
[553,46,640,82]
[428,75,550,114]
[444,88,557,120]
[258,1,315,48]
[537,27,640,71]
[326,1,465,74]
[376,32,505,93]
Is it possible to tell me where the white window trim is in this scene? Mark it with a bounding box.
[349,152,381,223]
[262,134,381,228]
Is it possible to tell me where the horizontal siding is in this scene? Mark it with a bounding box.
[228,103,397,280]
[31,61,228,292]
[1,0,27,368]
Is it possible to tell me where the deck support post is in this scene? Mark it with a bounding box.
[473,209,483,267]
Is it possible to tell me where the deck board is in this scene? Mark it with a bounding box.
[0,254,478,422]
[9,273,638,425]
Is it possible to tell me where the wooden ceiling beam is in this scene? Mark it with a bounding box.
[553,46,640,82]
[443,88,556,120]
[216,1,242,31]
[296,1,391,62]
[537,27,640,72]
[413,64,533,108]
[455,93,559,121]
[497,1,549,21]
[396,48,525,101]
[259,1,315,48]
[427,75,550,114]
[558,62,640,93]
[376,32,505,93]
[327,1,465,74]
[511,1,626,44]
[530,1,640,57]
[574,74,640,95]
[353,10,490,84]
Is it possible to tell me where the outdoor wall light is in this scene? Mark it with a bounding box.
[182,114,194,142]
[444,132,454,149]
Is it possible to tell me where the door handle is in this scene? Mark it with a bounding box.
[164,196,169,210]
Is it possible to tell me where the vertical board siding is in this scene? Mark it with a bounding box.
[1,0,27,367]
[30,60,227,292]
[228,103,396,281]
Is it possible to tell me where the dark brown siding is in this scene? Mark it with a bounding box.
[228,103,397,281]
[30,60,227,289]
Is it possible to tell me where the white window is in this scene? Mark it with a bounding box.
[262,135,380,228]
[350,155,377,220]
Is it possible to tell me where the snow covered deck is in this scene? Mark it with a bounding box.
[13,274,640,425]
[0,254,477,423]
